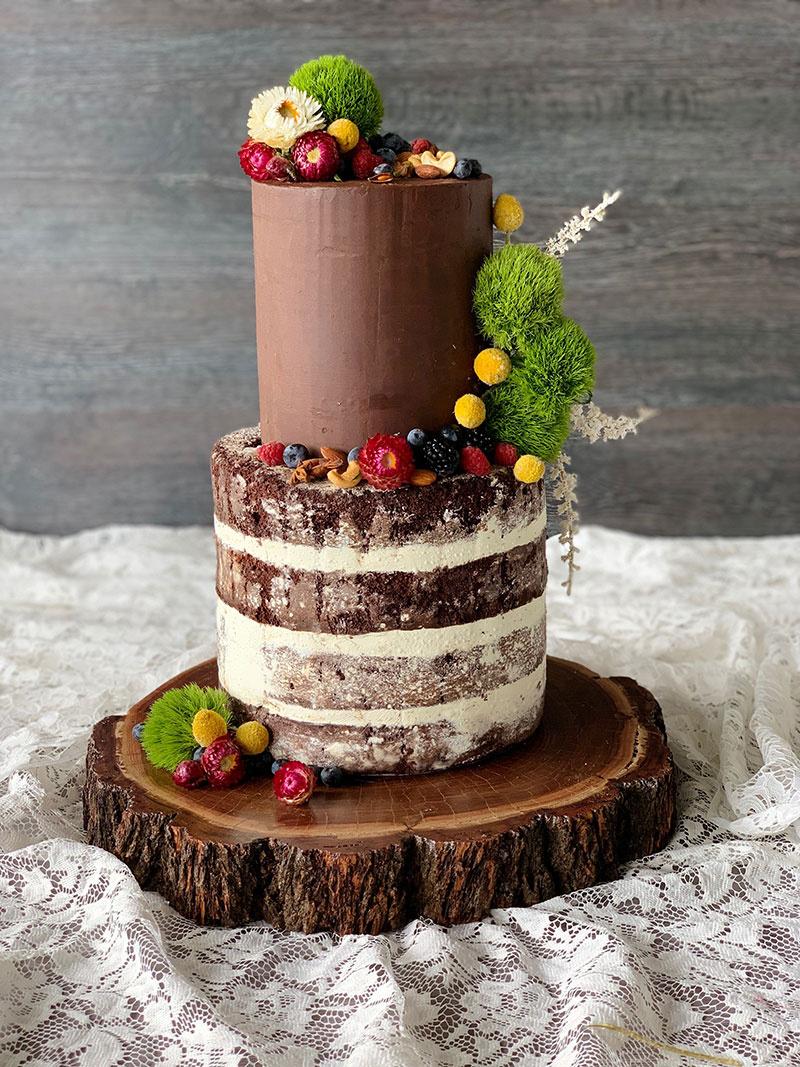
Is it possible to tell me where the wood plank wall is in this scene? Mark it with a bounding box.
[1,0,797,534]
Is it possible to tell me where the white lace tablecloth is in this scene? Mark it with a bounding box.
[0,525,798,1067]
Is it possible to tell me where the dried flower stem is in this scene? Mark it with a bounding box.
[544,190,622,258]
[547,451,580,595]
[570,401,657,443]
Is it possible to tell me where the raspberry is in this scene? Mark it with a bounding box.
[351,147,383,179]
[494,442,519,467]
[411,138,436,155]
[460,446,491,476]
[359,434,415,490]
[257,441,285,465]
[421,437,459,476]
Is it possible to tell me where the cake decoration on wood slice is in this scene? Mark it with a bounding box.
[83,658,676,931]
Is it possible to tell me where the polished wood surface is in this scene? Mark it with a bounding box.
[83,656,676,932]
[1,0,798,535]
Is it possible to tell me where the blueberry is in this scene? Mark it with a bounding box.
[347,446,361,463]
[192,746,204,762]
[368,134,385,151]
[375,147,397,165]
[466,158,482,176]
[438,425,460,445]
[373,162,394,176]
[283,443,309,468]
[381,132,411,155]
[406,428,426,448]
[319,766,346,787]
[246,750,272,776]
[132,722,145,742]
[453,158,473,180]
[270,758,285,776]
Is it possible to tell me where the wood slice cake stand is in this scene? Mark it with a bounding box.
[83,657,676,934]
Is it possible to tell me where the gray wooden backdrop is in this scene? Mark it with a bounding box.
[1,0,798,535]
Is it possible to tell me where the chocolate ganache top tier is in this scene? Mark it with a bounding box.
[251,174,493,451]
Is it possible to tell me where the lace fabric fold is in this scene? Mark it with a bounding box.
[0,525,798,1067]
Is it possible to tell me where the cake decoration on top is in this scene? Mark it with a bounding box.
[238,55,650,593]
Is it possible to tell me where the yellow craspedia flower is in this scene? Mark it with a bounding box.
[474,347,512,386]
[192,708,228,747]
[235,720,271,756]
[513,454,546,483]
[454,393,486,429]
[493,194,525,234]
[327,118,360,153]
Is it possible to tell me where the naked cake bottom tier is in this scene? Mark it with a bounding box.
[212,428,548,774]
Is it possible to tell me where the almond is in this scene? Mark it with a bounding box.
[410,468,437,486]
[320,447,347,470]
[414,164,443,179]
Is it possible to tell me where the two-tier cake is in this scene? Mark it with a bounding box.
[136,54,619,796]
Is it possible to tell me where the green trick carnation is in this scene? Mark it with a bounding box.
[141,683,231,772]
[516,317,596,409]
[484,373,573,461]
[473,244,564,352]
[289,54,383,139]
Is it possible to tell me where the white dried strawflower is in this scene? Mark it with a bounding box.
[247,85,325,150]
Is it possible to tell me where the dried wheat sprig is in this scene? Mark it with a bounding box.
[547,451,580,595]
[570,401,657,443]
[544,189,622,258]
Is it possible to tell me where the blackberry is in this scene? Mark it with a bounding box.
[381,132,411,155]
[421,437,460,476]
[463,426,495,454]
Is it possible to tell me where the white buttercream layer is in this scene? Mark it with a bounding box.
[265,661,546,730]
[214,505,546,575]
[217,593,544,666]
